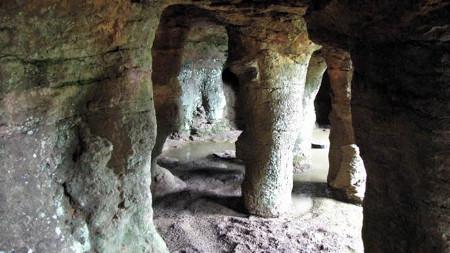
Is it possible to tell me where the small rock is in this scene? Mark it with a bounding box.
[213,150,236,159]
[151,165,186,198]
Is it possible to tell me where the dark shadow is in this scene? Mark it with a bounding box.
[292,181,331,199]
[203,195,247,214]
[222,67,243,130]
[292,181,362,206]
[152,189,193,207]
[153,189,247,217]
[184,168,243,176]
[314,72,332,127]
[157,155,245,172]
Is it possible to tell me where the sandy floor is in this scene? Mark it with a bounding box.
[153,130,364,253]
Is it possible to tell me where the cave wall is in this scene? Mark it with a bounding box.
[1,1,448,252]
[178,24,235,136]
[352,42,449,253]
[307,1,450,252]
[0,1,167,252]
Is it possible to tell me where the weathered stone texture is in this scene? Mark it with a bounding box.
[352,43,449,253]
[227,17,320,217]
[150,7,189,178]
[0,1,167,252]
[178,24,234,136]
[150,3,318,219]
[151,165,186,198]
[1,1,448,252]
[329,144,366,203]
[307,1,449,252]
[322,46,366,203]
[293,50,327,172]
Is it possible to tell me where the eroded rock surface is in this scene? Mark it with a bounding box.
[293,51,327,173]
[329,144,366,203]
[151,165,187,198]
[0,1,167,252]
[152,3,319,218]
[228,17,320,217]
[178,24,235,136]
[307,1,449,252]
[0,1,448,252]
[321,46,366,204]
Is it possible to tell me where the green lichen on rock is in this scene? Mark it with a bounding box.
[228,21,319,217]
[0,1,168,253]
[293,51,327,173]
[178,25,234,137]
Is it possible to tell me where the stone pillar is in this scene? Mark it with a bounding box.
[227,22,319,217]
[323,46,366,203]
[293,51,327,172]
[151,19,190,176]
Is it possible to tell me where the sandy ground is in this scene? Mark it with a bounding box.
[153,130,364,253]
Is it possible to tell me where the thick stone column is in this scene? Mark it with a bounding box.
[227,22,319,217]
[293,51,327,172]
[323,46,366,203]
[151,15,190,176]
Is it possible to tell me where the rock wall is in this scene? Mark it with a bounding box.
[178,24,235,136]
[353,43,449,253]
[1,1,448,252]
[306,1,449,252]
[0,1,167,252]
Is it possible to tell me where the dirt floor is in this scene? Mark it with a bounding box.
[153,130,364,253]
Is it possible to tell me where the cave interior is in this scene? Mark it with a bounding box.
[0,1,448,253]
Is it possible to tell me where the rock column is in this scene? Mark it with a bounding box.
[227,22,319,217]
[151,18,190,175]
[293,51,327,172]
[323,46,366,203]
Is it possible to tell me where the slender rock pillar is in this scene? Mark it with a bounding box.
[227,22,319,217]
[293,51,327,172]
[323,46,366,203]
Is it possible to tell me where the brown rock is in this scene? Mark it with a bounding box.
[307,2,449,252]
